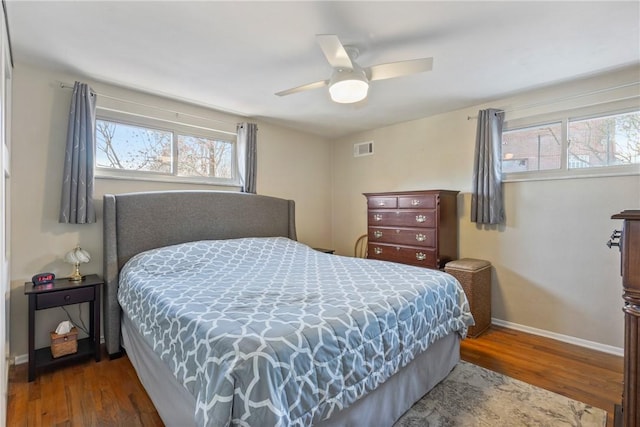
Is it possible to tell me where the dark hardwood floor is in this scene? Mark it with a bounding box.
[7,325,623,426]
[7,351,163,426]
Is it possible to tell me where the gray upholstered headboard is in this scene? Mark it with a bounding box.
[102,190,297,357]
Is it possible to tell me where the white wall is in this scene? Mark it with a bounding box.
[331,65,640,350]
[256,121,332,245]
[9,63,332,359]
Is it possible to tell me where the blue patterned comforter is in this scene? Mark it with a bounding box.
[118,237,473,426]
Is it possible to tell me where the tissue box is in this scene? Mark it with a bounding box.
[50,327,78,358]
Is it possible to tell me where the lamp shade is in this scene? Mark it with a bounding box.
[329,67,369,104]
[64,246,91,265]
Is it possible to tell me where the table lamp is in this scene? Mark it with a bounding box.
[64,245,90,282]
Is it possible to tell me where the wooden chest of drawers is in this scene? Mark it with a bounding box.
[610,210,640,427]
[364,190,459,269]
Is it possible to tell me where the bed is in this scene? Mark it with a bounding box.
[103,190,473,426]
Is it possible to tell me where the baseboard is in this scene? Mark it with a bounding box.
[13,354,27,365]
[492,318,624,357]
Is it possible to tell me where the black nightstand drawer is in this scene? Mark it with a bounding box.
[36,286,94,309]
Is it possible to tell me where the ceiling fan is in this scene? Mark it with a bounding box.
[275,34,434,104]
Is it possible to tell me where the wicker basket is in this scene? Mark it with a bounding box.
[50,327,78,358]
[445,259,492,338]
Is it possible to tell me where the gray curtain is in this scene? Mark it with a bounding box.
[59,82,96,224]
[471,108,505,225]
[237,122,257,194]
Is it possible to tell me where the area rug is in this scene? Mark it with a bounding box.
[395,361,606,427]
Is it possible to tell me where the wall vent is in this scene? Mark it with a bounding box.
[353,141,374,157]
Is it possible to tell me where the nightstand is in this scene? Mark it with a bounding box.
[24,274,103,381]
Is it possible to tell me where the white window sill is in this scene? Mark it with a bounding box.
[503,165,640,182]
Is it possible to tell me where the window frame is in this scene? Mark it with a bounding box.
[94,108,240,187]
[502,101,640,182]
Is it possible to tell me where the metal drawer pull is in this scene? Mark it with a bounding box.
[415,233,426,242]
[606,229,621,249]
[373,230,383,238]
[411,199,421,206]
[373,214,383,221]
[377,201,386,206]
[374,247,383,255]
[415,252,426,261]
[415,215,426,223]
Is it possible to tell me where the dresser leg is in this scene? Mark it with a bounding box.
[614,404,623,427]
[623,303,639,427]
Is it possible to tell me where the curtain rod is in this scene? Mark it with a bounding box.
[96,106,237,137]
[59,82,239,127]
[467,81,640,120]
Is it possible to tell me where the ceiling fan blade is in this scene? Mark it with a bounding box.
[367,57,434,81]
[316,34,354,70]
[275,79,329,97]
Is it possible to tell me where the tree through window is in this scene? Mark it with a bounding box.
[95,118,236,182]
[568,111,640,169]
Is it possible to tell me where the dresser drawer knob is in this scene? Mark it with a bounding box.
[415,252,427,261]
[415,215,426,223]
[374,247,383,255]
[373,230,383,238]
[606,229,622,249]
[415,233,426,242]
[377,201,386,206]
[606,239,620,248]
[373,214,383,221]
[64,295,71,302]
[411,199,421,206]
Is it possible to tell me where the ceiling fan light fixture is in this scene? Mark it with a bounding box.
[276,35,434,102]
[329,68,369,104]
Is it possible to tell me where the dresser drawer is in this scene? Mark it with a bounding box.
[368,243,437,268]
[36,286,95,310]
[398,194,437,209]
[367,196,397,209]
[368,210,436,228]
[368,227,436,248]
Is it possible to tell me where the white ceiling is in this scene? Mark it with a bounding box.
[5,1,640,138]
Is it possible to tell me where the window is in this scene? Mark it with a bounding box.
[502,122,562,172]
[502,107,639,180]
[96,120,172,173]
[95,115,237,185]
[177,135,233,179]
[568,111,639,169]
